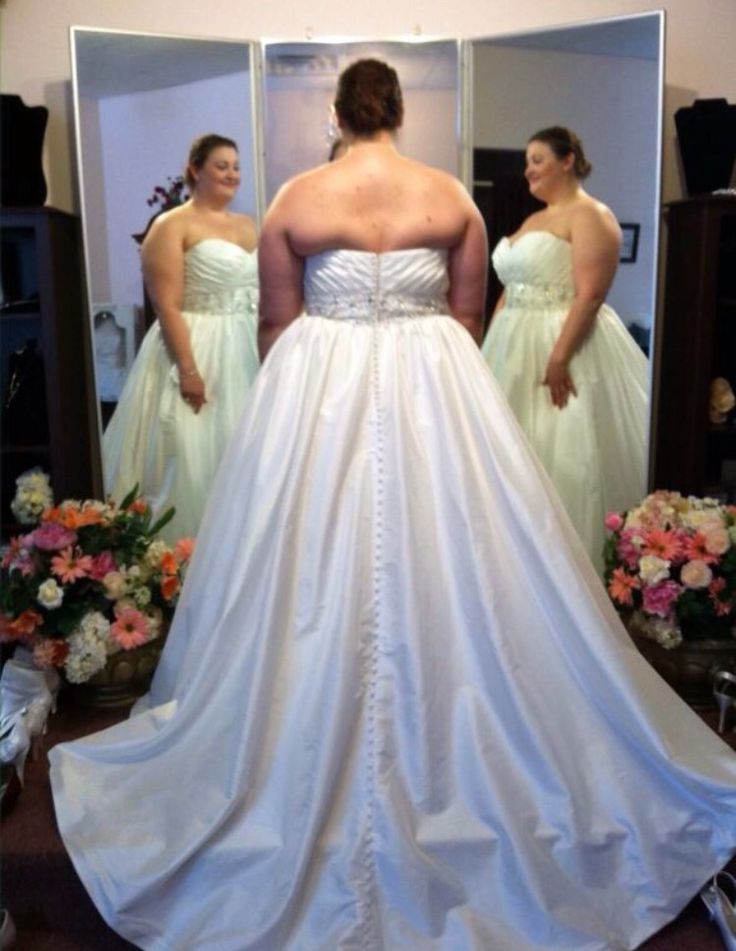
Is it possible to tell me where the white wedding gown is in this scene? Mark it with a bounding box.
[51,249,735,951]
[482,232,649,571]
[102,238,260,543]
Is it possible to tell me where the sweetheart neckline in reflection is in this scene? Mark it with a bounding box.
[505,231,572,249]
[185,238,257,257]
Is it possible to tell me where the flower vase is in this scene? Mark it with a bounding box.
[630,633,736,709]
[64,632,167,708]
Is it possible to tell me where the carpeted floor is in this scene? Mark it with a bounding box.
[2,691,735,951]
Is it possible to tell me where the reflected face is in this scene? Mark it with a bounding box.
[191,146,241,198]
[525,141,573,201]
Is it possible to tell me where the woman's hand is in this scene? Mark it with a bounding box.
[179,369,207,413]
[543,355,577,409]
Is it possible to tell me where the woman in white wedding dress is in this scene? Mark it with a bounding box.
[102,134,260,543]
[482,127,649,572]
[50,63,736,951]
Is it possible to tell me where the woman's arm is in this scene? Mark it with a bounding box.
[257,186,305,362]
[543,205,621,408]
[141,216,206,412]
[446,189,488,346]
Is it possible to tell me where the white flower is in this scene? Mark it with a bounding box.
[103,571,127,599]
[63,614,110,683]
[680,559,713,589]
[37,578,64,610]
[145,540,168,567]
[703,527,730,556]
[131,585,152,608]
[639,555,670,585]
[10,469,53,524]
[634,612,683,650]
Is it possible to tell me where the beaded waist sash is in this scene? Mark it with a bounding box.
[503,282,574,309]
[304,292,447,322]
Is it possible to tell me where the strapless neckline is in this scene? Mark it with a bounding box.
[505,231,571,250]
[185,238,256,257]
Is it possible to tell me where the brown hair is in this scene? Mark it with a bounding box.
[185,134,238,189]
[334,59,404,136]
[528,126,592,180]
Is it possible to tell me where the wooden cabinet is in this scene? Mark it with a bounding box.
[1,207,101,536]
[650,195,736,498]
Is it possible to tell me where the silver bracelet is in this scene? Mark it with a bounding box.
[179,368,200,379]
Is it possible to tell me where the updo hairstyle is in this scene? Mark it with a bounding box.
[185,133,238,189]
[334,59,404,136]
[528,126,592,180]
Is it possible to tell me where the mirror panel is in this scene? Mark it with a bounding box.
[468,12,664,358]
[70,27,261,460]
[262,39,461,203]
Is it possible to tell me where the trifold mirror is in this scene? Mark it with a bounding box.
[70,11,663,493]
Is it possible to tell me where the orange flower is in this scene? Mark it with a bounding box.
[682,532,719,565]
[42,503,105,529]
[174,537,195,563]
[33,638,69,667]
[608,567,640,606]
[0,609,44,641]
[641,529,682,563]
[161,575,180,600]
[127,498,148,515]
[160,551,178,576]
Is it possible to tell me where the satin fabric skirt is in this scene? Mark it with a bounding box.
[52,313,735,950]
[483,302,649,573]
[102,307,259,543]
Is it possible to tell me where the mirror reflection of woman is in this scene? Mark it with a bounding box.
[482,127,649,572]
[102,133,260,542]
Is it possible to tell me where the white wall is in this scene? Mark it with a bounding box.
[473,44,659,328]
[2,0,736,212]
[93,71,256,307]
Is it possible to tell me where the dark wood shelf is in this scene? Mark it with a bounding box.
[651,195,736,497]
[0,207,101,539]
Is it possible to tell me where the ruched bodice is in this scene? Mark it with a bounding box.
[304,248,449,320]
[182,238,258,317]
[492,232,575,308]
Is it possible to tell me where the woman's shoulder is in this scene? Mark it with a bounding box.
[569,196,621,239]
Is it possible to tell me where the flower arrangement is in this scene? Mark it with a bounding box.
[132,174,189,245]
[145,174,188,212]
[1,470,193,683]
[604,490,736,649]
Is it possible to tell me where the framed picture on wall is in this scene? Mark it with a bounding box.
[620,222,640,263]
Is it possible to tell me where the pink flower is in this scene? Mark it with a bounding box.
[89,550,116,581]
[617,530,642,570]
[702,527,730,556]
[682,532,719,565]
[605,512,624,532]
[30,521,77,551]
[642,580,681,618]
[51,547,94,584]
[174,537,195,563]
[110,607,151,650]
[641,529,682,563]
[708,576,733,617]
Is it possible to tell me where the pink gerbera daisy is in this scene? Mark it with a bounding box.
[110,608,151,650]
[51,546,94,584]
[641,529,682,563]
